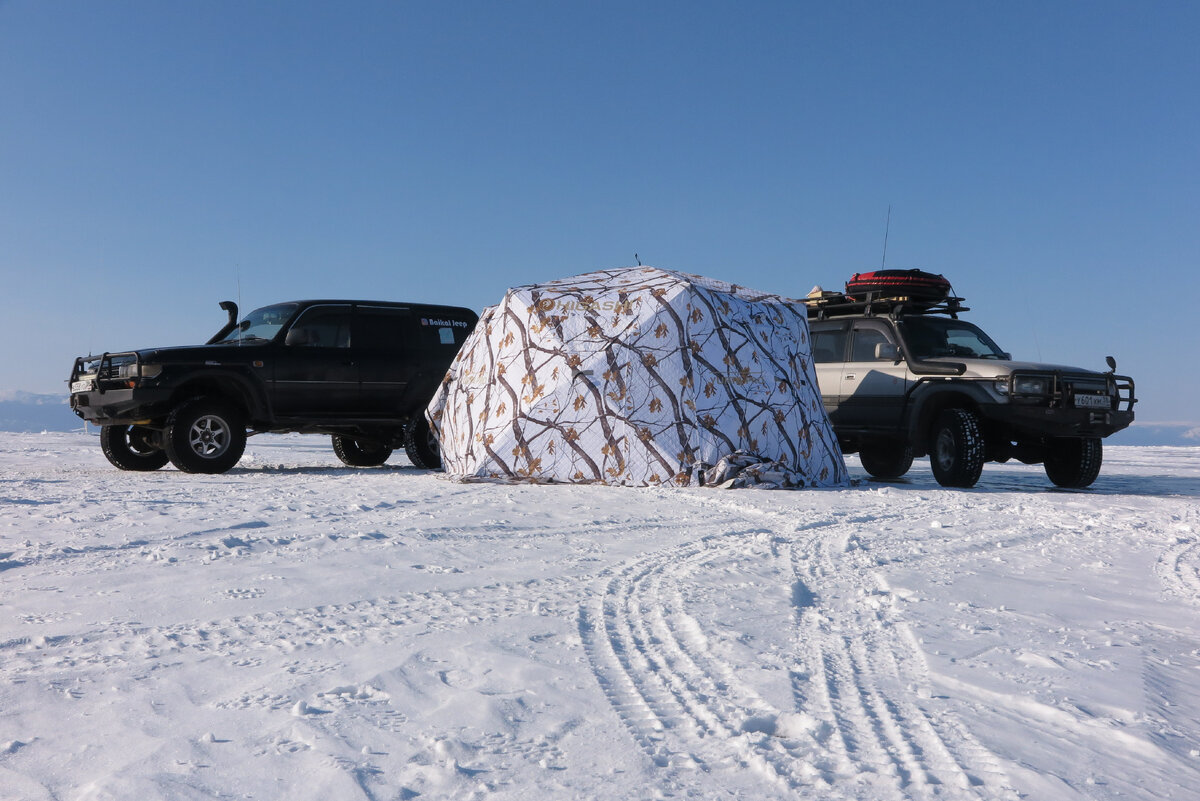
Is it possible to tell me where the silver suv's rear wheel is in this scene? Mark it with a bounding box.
[929,408,985,488]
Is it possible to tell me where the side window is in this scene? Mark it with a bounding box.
[850,325,894,361]
[286,306,352,348]
[812,327,848,363]
[356,306,411,351]
[415,314,472,349]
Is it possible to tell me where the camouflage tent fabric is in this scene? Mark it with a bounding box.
[427,267,848,488]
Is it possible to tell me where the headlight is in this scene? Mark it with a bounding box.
[1013,376,1049,395]
[116,362,162,381]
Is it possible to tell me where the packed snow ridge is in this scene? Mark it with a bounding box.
[2,432,1199,800]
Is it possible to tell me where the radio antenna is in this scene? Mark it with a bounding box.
[881,205,892,269]
[236,265,243,345]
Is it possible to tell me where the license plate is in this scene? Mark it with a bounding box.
[71,379,93,394]
[1074,394,1110,409]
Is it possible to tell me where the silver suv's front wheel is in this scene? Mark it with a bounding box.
[929,408,985,488]
[1044,437,1102,488]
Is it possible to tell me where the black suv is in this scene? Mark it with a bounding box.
[807,294,1136,488]
[69,300,477,474]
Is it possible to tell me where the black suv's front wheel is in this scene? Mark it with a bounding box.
[929,408,985,488]
[100,424,169,471]
[1044,437,1102,489]
[164,397,247,474]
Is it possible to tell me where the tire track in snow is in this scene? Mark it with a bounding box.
[579,531,830,791]
[792,514,1022,800]
[1156,530,1200,605]
[580,493,1018,798]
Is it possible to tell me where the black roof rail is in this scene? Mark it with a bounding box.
[803,292,969,321]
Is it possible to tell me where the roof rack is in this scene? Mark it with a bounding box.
[803,292,969,321]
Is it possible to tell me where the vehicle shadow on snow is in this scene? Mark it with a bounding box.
[226,464,434,477]
[853,463,1200,498]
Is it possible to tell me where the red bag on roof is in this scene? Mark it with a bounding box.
[845,269,951,304]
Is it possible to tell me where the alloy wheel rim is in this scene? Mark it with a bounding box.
[188,415,229,457]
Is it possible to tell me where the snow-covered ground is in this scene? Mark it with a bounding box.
[2,433,1198,800]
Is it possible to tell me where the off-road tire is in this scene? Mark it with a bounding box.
[164,397,247,474]
[332,435,394,467]
[1044,437,1103,489]
[929,408,985,488]
[100,424,169,471]
[404,416,441,470]
[859,442,914,479]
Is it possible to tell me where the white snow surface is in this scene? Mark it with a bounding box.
[2,432,1199,801]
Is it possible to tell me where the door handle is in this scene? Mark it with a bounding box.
[844,373,856,381]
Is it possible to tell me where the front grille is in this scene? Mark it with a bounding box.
[1067,378,1108,394]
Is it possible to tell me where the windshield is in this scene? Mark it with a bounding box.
[898,317,1008,360]
[216,302,300,344]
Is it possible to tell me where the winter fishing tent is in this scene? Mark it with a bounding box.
[427,267,848,488]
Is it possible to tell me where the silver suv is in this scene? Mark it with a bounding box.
[807,296,1136,488]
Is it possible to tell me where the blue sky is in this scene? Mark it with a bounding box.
[3,1,1197,425]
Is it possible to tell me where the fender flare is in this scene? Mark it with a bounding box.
[904,380,992,454]
[168,368,272,424]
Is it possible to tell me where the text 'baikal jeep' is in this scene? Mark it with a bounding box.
[806,271,1136,488]
[69,299,477,474]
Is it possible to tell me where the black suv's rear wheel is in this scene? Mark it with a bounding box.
[404,416,441,470]
[332,435,394,467]
[164,398,247,474]
[1044,437,1103,488]
[858,442,914,479]
[929,408,985,488]
[100,424,169,471]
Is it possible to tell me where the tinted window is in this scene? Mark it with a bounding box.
[287,305,352,348]
[356,306,411,350]
[812,327,847,363]
[850,326,894,361]
[415,313,473,349]
[899,318,1006,359]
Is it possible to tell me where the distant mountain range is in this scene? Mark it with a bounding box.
[0,391,88,433]
[0,391,1195,446]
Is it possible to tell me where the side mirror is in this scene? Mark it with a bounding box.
[875,342,901,361]
[285,328,308,346]
[1106,356,1117,373]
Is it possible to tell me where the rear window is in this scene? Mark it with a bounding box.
[416,314,473,349]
